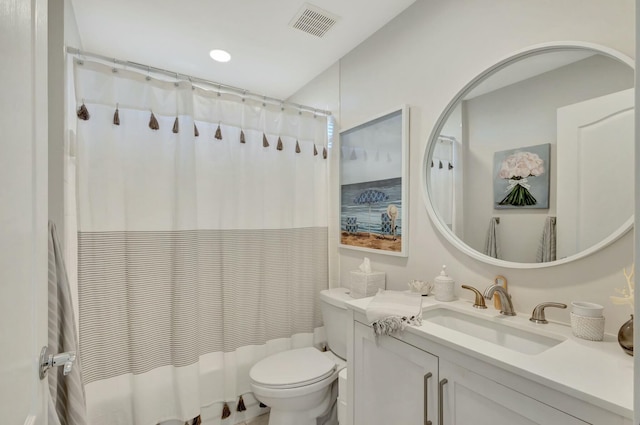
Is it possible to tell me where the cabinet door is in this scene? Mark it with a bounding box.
[354,322,438,425]
[438,360,588,425]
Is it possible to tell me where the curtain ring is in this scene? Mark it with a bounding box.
[145,66,151,81]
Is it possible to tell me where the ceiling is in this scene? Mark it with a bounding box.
[70,0,416,100]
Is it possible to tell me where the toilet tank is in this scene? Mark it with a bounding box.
[319,288,351,360]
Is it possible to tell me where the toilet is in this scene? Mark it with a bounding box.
[249,287,351,425]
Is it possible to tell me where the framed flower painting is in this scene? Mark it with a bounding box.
[493,143,550,209]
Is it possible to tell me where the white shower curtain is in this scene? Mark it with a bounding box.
[71,60,329,425]
[429,138,455,227]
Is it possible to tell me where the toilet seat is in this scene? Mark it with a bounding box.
[250,347,336,389]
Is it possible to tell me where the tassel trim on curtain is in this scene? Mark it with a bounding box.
[219,394,252,419]
[186,393,251,424]
[236,395,246,412]
[221,403,231,419]
[186,415,202,425]
[76,107,327,158]
[77,103,90,120]
[149,112,159,130]
[113,105,120,125]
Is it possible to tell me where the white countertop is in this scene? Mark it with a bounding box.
[346,294,633,418]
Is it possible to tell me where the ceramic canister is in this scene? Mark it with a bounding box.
[434,265,455,302]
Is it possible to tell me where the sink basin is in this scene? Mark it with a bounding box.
[422,308,565,355]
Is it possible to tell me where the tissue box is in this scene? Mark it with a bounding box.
[350,270,386,298]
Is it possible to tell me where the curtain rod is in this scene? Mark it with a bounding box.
[66,46,332,117]
[438,135,456,142]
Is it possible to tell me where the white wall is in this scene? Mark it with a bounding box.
[463,55,633,262]
[48,0,82,245]
[291,0,635,333]
[288,62,341,287]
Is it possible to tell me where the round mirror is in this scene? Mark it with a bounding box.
[424,43,634,268]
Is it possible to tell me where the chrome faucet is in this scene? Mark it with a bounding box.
[483,284,516,316]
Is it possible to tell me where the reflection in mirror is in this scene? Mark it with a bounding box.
[426,46,634,266]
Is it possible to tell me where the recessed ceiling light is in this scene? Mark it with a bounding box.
[209,49,231,63]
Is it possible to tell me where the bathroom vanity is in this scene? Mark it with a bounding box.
[345,296,633,425]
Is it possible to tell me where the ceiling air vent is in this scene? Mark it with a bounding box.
[289,3,340,38]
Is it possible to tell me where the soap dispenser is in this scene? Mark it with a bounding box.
[434,265,456,302]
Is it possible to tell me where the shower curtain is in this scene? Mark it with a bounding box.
[70,60,329,425]
[429,138,455,228]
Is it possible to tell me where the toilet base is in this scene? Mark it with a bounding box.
[267,409,317,425]
[262,379,337,425]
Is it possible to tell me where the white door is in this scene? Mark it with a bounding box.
[353,322,439,425]
[556,88,634,259]
[0,0,49,424]
[438,360,587,425]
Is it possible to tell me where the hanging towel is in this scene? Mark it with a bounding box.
[536,217,557,263]
[48,392,63,425]
[48,221,88,425]
[366,289,422,336]
[483,217,501,259]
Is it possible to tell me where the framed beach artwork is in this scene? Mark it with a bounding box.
[339,106,409,256]
[493,143,550,209]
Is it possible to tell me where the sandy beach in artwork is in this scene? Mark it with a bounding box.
[341,231,402,252]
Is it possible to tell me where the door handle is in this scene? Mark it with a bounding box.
[39,346,76,380]
[424,372,432,425]
[439,378,448,425]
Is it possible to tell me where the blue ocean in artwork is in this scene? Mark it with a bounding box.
[341,178,402,236]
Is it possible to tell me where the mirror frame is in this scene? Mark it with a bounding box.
[422,41,634,269]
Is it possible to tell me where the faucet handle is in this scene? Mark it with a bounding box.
[461,285,487,309]
[529,302,567,324]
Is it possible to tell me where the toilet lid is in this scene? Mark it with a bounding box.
[250,347,336,389]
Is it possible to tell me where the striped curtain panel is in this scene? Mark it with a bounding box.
[72,61,329,425]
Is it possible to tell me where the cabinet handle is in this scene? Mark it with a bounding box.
[424,372,432,425]
[438,378,448,425]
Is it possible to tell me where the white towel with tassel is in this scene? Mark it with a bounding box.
[366,289,423,336]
